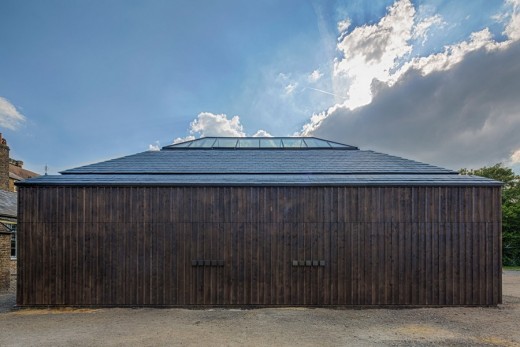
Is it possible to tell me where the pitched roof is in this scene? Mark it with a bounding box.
[0,189,17,218]
[17,137,501,187]
[9,163,38,180]
[60,149,455,175]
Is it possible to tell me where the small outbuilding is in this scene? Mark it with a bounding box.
[16,137,502,307]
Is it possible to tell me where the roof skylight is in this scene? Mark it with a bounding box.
[163,137,358,150]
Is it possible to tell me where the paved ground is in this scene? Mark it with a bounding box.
[1,271,519,346]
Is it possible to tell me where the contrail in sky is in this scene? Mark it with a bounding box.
[306,87,348,99]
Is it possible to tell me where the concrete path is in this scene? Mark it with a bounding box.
[503,270,520,298]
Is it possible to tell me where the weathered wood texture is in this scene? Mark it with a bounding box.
[17,186,502,306]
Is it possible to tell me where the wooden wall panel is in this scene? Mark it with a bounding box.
[17,185,502,306]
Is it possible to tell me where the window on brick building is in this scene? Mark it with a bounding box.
[9,224,16,258]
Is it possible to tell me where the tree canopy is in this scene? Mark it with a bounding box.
[460,164,520,266]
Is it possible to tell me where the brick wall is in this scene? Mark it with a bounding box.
[10,258,16,275]
[9,258,16,293]
[0,232,10,292]
[0,133,11,292]
[0,134,10,191]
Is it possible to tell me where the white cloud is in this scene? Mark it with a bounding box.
[308,69,323,82]
[337,18,351,33]
[148,140,160,151]
[0,97,26,130]
[252,129,272,137]
[505,0,520,40]
[333,0,416,109]
[396,28,503,77]
[189,112,245,137]
[413,14,444,44]
[173,135,195,144]
[174,112,273,143]
[285,83,298,95]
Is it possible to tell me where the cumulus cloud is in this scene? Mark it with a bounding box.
[252,129,272,137]
[308,41,520,170]
[297,0,520,170]
[173,112,272,143]
[148,141,160,151]
[333,0,416,109]
[504,0,520,40]
[0,97,26,130]
[189,112,245,137]
[328,0,517,114]
[396,28,503,77]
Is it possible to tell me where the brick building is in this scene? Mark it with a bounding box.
[0,134,14,292]
[0,190,16,292]
[0,134,37,292]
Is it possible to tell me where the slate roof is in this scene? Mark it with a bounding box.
[0,189,17,218]
[17,137,501,187]
[60,149,455,175]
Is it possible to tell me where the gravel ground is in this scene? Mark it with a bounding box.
[1,271,519,347]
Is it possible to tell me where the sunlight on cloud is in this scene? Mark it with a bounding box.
[0,96,26,130]
[300,0,520,136]
[505,0,520,40]
[333,0,416,109]
[308,40,520,169]
[396,28,502,77]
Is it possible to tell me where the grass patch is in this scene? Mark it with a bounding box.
[503,266,520,271]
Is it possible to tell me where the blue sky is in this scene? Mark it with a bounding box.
[1,0,519,174]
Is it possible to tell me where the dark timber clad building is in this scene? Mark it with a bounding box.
[16,137,502,307]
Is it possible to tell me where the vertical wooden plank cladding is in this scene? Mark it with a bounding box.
[18,185,502,306]
[332,221,339,305]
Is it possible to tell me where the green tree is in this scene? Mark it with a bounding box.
[460,164,520,266]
